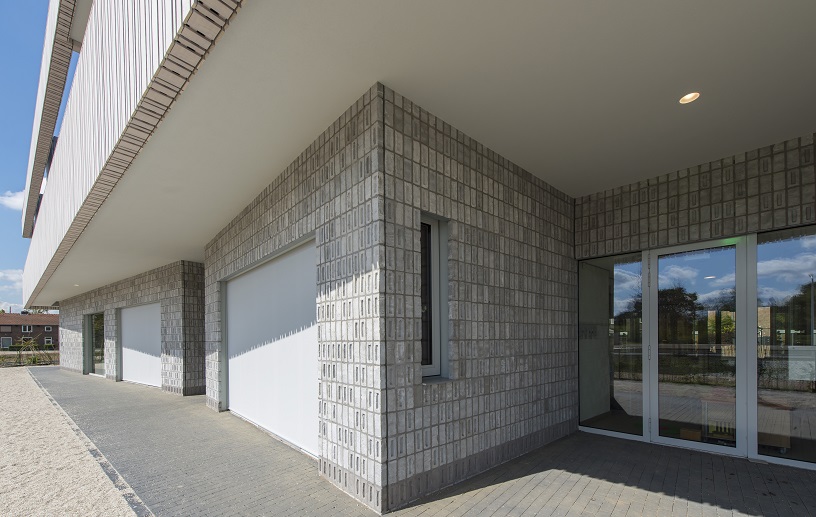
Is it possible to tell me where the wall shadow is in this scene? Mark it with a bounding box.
[392,431,816,515]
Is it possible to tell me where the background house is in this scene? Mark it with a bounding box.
[0,312,59,349]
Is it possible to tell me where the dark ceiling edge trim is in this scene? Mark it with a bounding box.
[25,0,243,308]
[22,0,77,239]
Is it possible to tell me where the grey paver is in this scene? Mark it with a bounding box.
[29,367,816,516]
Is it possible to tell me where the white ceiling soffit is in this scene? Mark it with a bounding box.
[36,0,816,305]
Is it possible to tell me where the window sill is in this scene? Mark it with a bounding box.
[421,375,453,386]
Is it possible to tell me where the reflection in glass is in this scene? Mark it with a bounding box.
[757,228,816,464]
[579,254,643,435]
[91,313,105,376]
[420,223,432,366]
[657,246,736,446]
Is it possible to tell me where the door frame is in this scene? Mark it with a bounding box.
[645,237,748,458]
[84,312,105,376]
[579,233,816,471]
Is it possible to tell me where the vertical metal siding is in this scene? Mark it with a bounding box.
[21,0,74,238]
[23,0,239,306]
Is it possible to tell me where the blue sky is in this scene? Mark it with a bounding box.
[0,2,48,312]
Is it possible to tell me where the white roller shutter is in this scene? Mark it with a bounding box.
[121,303,162,387]
[226,241,318,456]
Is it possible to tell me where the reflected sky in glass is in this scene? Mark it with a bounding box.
[657,247,736,311]
[757,235,816,305]
[613,261,641,316]
[610,234,816,317]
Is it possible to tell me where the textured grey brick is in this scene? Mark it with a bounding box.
[202,83,578,512]
[59,261,205,395]
[576,133,816,259]
[204,85,387,512]
[381,85,576,511]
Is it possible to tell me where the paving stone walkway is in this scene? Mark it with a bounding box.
[29,367,816,516]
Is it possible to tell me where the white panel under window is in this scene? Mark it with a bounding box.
[226,240,318,456]
[121,303,162,387]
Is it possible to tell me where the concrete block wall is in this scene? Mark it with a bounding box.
[203,82,579,512]
[381,87,577,510]
[58,260,205,395]
[575,134,816,259]
[203,85,387,511]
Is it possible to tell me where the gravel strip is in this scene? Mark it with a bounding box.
[0,367,138,517]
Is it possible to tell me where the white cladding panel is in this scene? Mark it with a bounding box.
[23,0,194,304]
[226,241,318,456]
[22,0,62,234]
[121,303,162,387]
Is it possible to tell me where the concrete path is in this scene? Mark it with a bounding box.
[25,366,816,516]
[28,366,369,517]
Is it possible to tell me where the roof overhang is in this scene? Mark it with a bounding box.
[21,0,92,238]
[27,1,816,306]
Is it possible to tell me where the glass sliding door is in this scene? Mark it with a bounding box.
[578,231,816,467]
[654,245,738,447]
[579,254,644,435]
[756,229,816,463]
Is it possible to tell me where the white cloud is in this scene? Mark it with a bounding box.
[709,272,736,287]
[659,265,698,286]
[614,268,641,293]
[757,286,798,305]
[614,296,639,316]
[0,269,23,294]
[613,268,642,316]
[0,270,24,312]
[800,235,816,250]
[757,253,816,284]
[0,301,24,313]
[697,288,735,307]
[0,190,25,211]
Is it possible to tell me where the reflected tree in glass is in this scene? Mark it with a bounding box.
[92,313,105,376]
[657,247,737,446]
[757,230,816,464]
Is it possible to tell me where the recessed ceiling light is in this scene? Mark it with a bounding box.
[679,92,700,104]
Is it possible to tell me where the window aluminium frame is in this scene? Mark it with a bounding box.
[45,326,52,332]
[0,336,11,349]
[579,229,816,473]
[45,337,53,345]
[420,216,449,377]
[22,325,33,333]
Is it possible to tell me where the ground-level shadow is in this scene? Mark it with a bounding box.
[390,431,816,516]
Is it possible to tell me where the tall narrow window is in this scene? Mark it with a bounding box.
[421,217,448,377]
[421,222,433,367]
